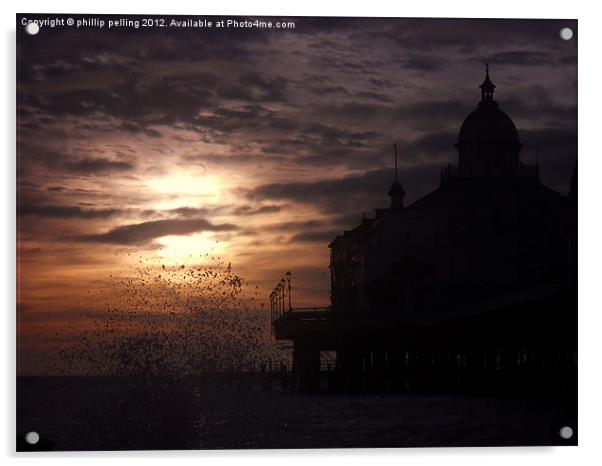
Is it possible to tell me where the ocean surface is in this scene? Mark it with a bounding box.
[17,375,577,451]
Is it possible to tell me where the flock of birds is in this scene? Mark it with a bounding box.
[50,252,289,376]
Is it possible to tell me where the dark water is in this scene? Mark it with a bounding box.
[17,375,577,451]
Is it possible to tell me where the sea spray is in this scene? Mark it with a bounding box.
[43,253,288,447]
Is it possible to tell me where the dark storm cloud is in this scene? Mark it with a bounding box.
[298,124,383,145]
[264,219,330,232]
[487,50,553,65]
[315,99,473,131]
[259,217,354,244]
[166,207,211,218]
[305,83,351,98]
[192,104,291,135]
[17,143,136,178]
[17,21,288,136]
[374,18,576,53]
[393,100,473,124]
[19,204,121,219]
[120,122,163,138]
[188,106,390,168]
[256,125,458,170]
[232,205,284,216]
[290,230,340,244]
[74,218,238,245]
[17,17,271,70]
[63,157,134,175]
[559,55,577,65]
[259,123,387,165]
[399,54,443,72]
[17,145,67,170]
[136,206,235,221]
[17,16,577,208]
[249,164,441,215]
[520,127,577,152]
[24,78,216,126]
[503,92,577,124]
[230,71,289,102]
[261,212,381,244]
[404,131,459,161]
[356,91,393,103]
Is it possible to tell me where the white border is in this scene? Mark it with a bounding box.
[3,1,600,465]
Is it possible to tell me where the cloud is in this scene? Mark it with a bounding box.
[375,18,576,53]
[403,131,459,161]
[519,127,577,194]
[20,72,217,128]
[63,157,134,174]
[16,16,577,232]
[249,164,441,215]
[289,230,340,243]
[19,204,121,219]
[503,92,577,125]
[399,54,443,71]
[257,218,351,244]
[119,122,163,138]
[487,50,553,65]
[166,207,211,218]
[230,71,289,103]
[264,219,331,232]
[74,218,238,245]
[314,99,473,133]
[232,205,284,216]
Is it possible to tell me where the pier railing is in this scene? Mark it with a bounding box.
[271,306,331,335]
[269,272,331,334]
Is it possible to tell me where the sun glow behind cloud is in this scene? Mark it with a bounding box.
[156,233,226,264]
[147,172,223,200]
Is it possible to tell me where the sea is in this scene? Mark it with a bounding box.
[16,374,577,451]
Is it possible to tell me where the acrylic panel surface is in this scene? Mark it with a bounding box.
[16,14,577,451]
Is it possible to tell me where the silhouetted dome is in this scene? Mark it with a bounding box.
[458,101,519,146]
[452,65,523,178]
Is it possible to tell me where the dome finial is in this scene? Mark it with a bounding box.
[479,63,496,102]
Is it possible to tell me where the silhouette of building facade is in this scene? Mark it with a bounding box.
[273,67,577,393]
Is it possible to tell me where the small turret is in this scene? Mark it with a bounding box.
[479,63,496,102]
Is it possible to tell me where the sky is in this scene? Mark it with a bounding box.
[16,16,577,373]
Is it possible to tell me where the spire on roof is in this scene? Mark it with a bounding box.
[388,144,405,209]
[479,63,496,102]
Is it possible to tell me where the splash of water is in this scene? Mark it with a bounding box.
[54,253,288,376]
